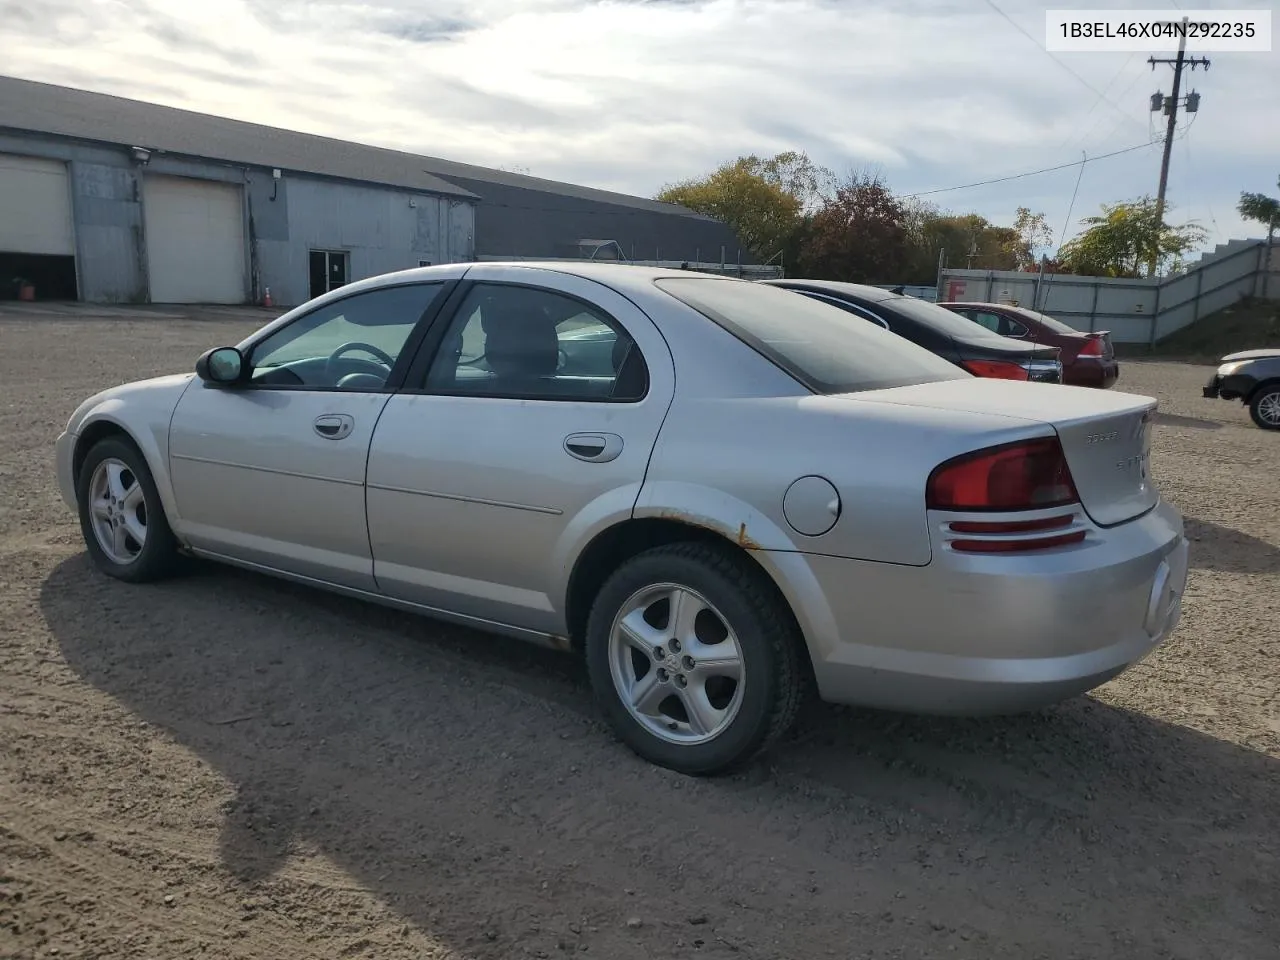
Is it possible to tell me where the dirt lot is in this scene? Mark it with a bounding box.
[2,304,1277,960]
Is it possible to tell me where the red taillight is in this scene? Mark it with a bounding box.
[1078,337,1104,357]
[960,359,1030,380]
[926,437,1079,512]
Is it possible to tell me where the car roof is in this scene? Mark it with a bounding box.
[759,278,900,303]
[939,301,1017,310]
[367,261,754,302]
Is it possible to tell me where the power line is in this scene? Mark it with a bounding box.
[983,0,1148,134]
[1059,53,1141,152]
[1056,151,1089,252]
[1091,60,1161,148]
[901,139,1161,199]
[1057,52,1138,151]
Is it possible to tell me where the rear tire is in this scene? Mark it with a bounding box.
[1248,384,1280,430]
[76,437,183,583]
[584,541,806,775]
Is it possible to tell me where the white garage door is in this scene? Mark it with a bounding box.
[144,175,246,303]
[0,154,74,255]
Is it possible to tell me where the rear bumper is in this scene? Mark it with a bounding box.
[1066,359,1119,389]
[778,499,1188,715]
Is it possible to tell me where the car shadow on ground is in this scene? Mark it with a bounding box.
[40,555,1279,959]
[1152,412,1223,431]
[1185,517,1280,573]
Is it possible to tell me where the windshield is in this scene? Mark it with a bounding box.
[656,277,969,395]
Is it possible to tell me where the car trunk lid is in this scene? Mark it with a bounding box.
[846,379,1158,527]
[1082,330,1115,359]
[951,333,1060,362]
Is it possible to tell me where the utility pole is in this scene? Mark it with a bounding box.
[1147,16,1210,276]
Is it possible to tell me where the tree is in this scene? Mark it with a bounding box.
[753,151,836,212]
[655,151,833,262]
[900,212,1021,282]
[1057,196,1207,278]
[794,171,911,282]
[1238,176,1280,245]
[1007,207,1054,270]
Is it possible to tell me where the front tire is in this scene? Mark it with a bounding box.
[76,436,182,582]
[584,541,806,775]
[1249,384,1280,430]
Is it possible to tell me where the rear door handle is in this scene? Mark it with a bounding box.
[564,432,623,463]
[314,414,355,440]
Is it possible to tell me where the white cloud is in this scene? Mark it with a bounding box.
[1,0,1277,252]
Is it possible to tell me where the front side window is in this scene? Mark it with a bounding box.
[248,283,444,390]
[422,283,648,401]
[658,277,967,394]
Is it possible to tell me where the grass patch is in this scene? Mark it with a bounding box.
[1116,297,1280,363]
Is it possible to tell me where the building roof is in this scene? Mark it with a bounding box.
[0,75,717,220]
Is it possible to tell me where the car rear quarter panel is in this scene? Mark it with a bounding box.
[637,391,1055,568]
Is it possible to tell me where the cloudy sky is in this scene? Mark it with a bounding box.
[2,0,1277,254]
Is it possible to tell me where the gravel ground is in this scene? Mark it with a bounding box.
[2,305,1277,960]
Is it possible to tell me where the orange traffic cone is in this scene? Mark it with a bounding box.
[263,286,273,308]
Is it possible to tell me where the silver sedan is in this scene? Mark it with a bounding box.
[55,262,1190,775]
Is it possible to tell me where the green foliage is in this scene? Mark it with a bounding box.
[1237,176,1280,242]
[655,151,834,261]
[1057,196,1207,278]
[1009,207,1055,269]
[656,152,1250,284]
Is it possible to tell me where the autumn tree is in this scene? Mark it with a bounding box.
[1238,176,1280,245]
[1007,207,1054,270]
[655,151,834,261]
[1058,196,1207,278]
[794,171,911,282]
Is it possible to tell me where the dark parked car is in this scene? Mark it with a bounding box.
[1202,349,1280,430]
[938,301,1119,389]
[761,280,1063,383]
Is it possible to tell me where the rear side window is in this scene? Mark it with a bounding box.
[655,277,968,395]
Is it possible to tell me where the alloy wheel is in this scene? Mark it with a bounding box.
[88,457,148,564]
[607,583,746,745]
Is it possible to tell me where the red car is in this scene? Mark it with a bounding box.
[939,301,1119,389]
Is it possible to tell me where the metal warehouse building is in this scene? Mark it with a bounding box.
[0,75,750,306]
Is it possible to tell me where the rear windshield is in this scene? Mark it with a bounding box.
[1008,306,1082,336]
[655,277,969,394]
[887,296,1010,340]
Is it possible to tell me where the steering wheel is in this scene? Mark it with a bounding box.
[325,341,396,382]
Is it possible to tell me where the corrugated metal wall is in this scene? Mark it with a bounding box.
[0,134,149,302]
[253,177,474,306]
[0,130,476,306]
[438,174,750,265]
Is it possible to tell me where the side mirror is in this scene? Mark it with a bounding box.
[195,346,245,385]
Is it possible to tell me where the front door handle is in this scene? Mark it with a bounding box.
[314,414,355,440]
[564,432,623,463]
